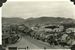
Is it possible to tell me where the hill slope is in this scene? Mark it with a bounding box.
[24,17,75,27]
[2,17,75,27]
[2,17,25,25]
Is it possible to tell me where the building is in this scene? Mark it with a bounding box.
[2,25,10,47]
[66,28,75,33]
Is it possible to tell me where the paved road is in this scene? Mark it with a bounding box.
[23,36,69,49]
[5,37,39,50]
[5,36,69,50]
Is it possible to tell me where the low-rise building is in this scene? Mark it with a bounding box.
[66,28,75,33]
[2,25,10,47]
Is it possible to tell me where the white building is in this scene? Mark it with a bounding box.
[66,28,75,33]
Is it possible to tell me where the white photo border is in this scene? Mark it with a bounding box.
[0,0,75,50]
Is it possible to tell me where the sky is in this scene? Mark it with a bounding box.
[2,0,75,19]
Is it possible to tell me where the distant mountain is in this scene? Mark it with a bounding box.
[24,17,75,27]
[2,17,75,27]
[2,17,25,25]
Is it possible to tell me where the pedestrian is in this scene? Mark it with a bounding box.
[44,47,46,50]
[27,46,29,49]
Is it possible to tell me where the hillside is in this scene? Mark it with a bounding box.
[24,17,75,27]
[2,17,75,27]
[2,17,25,25]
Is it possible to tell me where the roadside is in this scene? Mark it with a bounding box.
[5,36,40,50]
[24,36,69,49]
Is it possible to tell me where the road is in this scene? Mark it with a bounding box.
[5,36,70,50]
[23,36,69,49]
